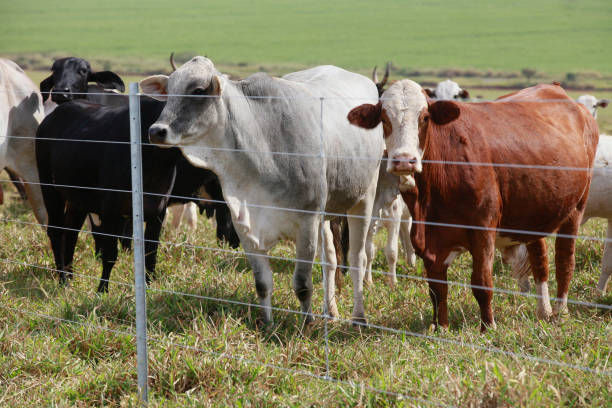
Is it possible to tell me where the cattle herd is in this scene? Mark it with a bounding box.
[0,55,610,333]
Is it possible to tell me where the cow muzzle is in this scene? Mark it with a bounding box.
[389,154,419,175]
[51,88,73,104]
[148,124,171,146]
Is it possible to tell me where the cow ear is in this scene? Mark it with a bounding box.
[458,89,469,99]
[424,88,436,98]
[598,99,609,108]
[140,75,169,101]
[88,71,125,92]
[428,100,460,125]
[347,102,382,129]
[40,75,54,102]
[212,75,222,96]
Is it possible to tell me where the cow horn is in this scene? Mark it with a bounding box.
[372,65,379,83]
[380,62,390,87]
[170,52,177,72]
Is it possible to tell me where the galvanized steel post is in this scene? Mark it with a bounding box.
[129,82,149,403]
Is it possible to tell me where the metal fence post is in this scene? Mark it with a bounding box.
[129,82,149,403]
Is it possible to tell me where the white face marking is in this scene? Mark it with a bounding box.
[380,80,427,175]
[434,79,464,100]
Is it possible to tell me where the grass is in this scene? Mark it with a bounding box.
[0,185,610,406]
[1,0,611,74]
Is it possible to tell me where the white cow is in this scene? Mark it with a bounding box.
[364,163,416,287]
[0,58,47,225]
[576,95,608,119]
[141,57,383,324]
[425,79,469,100]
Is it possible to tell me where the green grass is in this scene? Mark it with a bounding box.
[1,0,611,74]
[0,187,610,406]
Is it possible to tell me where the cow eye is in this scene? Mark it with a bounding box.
[192,88,207,96]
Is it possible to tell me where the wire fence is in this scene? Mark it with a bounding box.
[1,85,611,405]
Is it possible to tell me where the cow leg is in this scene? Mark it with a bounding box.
[364,218,377,287]
[292,217,319,324]
[526,238,552,320]
[346,199,374,324]
[246,250,274,326]
[96,218,121,293]
[553,213,581,316]
[183,202,198,230]
[470,232,496,332]
[215,204,240,248]
[383,214,401,287]
[119,219,132,251]
[502,245,531,293]
[318,219,339,319]
[62,205,87,280]
[329,217,344,293]
[144,213,166,285]
[7,159,48,226]
[169,204,184,230]
[425,258,449,330]
[596,220,612,295]
[399,212,416,267]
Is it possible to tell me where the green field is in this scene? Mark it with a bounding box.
[0,188,610,406]
[2,0,611,74]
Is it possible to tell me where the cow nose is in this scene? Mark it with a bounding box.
[391,154,418,174]
[149,125,168,144]
[52,88,72,103]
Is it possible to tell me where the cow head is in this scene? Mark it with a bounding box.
[40,57,125,104]
[141,56,224,147]
[424,79,469,101]
[576,94,609,119]
[347,79,460,176]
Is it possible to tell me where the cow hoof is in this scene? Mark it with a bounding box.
[386,277,398,288]
[408,254,417,267]
[536,306,553,321]
[255,317,274,331]
[480,320,497,332]
[327,301,340,320]
[552,304,568,319]
[351,315,368,329]
[428,323,448,333]
[518,278,531,293]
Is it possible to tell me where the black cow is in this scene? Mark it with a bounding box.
[40,57,126,106]
[170,158,240,248]
[36,98,181,292]
[39,58,239,250]
[37,97,240,292]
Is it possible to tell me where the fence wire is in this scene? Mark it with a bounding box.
[1,87,611,405]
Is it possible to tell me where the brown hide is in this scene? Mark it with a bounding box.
[404,84,599,330]
[409,84,598,260]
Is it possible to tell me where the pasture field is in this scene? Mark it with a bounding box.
[2,0,611,75]
[0,186,610,406]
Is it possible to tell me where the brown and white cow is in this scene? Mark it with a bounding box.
[348,80,598,332]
